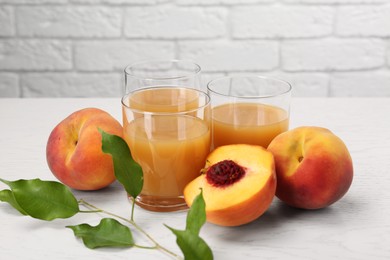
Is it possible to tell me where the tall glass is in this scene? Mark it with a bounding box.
[124,60,201,93]
[207,75,292,149]
[122,87,211,212]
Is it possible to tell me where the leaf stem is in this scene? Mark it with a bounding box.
[78,199,181,260]
[130,197,136,222]
[133,244,157,250]
[78,210,102,213]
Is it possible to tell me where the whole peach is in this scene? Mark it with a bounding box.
[267,126,353,209]
[46,108,123,190]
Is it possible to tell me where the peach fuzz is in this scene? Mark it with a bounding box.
[184,144,276,227]
[46,108,123,190]
[267,126,353,209]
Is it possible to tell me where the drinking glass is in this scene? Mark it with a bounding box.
[207,75,292,149]
[122,87,211,212]
[124,60,201,94]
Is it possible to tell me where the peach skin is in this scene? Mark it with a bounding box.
[268,126,353,209]
[46,108,123,190]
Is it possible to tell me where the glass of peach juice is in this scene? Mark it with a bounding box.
[207,75,292,149]
[124,59,201,93]
[121,87,211,212]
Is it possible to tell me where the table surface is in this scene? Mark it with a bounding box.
[0,98,389,260]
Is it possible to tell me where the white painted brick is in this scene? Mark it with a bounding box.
[282,39,385,71]
[0,0,67,3]
[387,42,390,66]
[232,6,333,39]
[124,6,227,39]
[70,0,100,3]
[71,0,167,3]
[177,0,272,4]
[0,0,390,98]
[336,5,390,37]
[110,0,167,3]
[330,71,390,97]
[282,0,387,3]
[0,73,19,97]
[0,6,14,36]
[17,6,121,38]
[179,40,279,72]
[21,73,122,97]
[270,72,329,97]
[0,39,72,71]
[74,41,175,71]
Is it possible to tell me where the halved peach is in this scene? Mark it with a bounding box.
[184,144,276,227]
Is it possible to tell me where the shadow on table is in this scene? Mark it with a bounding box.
[207,199,336,243]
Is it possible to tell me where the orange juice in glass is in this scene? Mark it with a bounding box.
[122,87,211,212]
[207,75,292,149]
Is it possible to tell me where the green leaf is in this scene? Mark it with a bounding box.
[67,218,134,249]
[100,129,143,199]
[0,189,28,215]
[0,178,79,221]
[166,189,213,260]
[186,189,206,236]
[165,227,213,260]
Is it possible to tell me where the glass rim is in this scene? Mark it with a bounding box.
[207,75,292,99]
[121,86,210,115]
[124,59,201,81]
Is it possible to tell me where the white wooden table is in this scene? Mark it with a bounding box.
[0,98,389,259]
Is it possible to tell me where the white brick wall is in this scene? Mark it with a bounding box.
[17,6,122,38]
[232,6,334,38]
[74,41,175,71]
[0,0,389,97]
[282,39,386,71]
[179,40,279,71]
[124,6,227,38]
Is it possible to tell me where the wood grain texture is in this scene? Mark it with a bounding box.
[0,98,389,259]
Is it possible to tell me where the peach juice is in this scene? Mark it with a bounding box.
[122,87,211,211]
[212,102,289,148]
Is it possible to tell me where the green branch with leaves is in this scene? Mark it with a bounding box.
[0,130,213,260]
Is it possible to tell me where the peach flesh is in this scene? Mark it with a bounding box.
[184,144,276,226]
